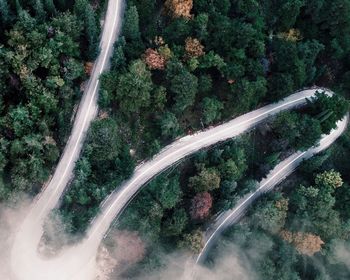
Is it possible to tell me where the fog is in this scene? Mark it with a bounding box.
[0,195,32,279]
[0,196,258,280]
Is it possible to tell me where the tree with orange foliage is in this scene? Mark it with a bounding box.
[143,48,166,70]
[164,0,193,19]
[185,37,205,58]
[280,230,324,256]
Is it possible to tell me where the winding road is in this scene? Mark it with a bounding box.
[10,0,123,279]
[193,115,349,270]
[7,0,349,278]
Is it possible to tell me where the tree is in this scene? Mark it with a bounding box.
[216,180,238,211]
[143,48,166,70]
[44,0,56,15]
[272,111,322,151]
[148,175,182,209]
[185,37,205,58]
[123,5,140,41]
[33,0,46,21]
[0,0,10,24]
[178,230,204,253]
[193,13,208,40]
[289,171,344,239]
[163,208,188,236]
[296,115,322,150]
[308,91,349,134]
[190,192,213,220]
[152,86,167,110]
[251,194,289,234]
[165,0,193,19]
[280,230,324,256]
[239,179,258,195]
[189,167,221,193]
[273,0,305,31]
[166,60,198,113]
[201,97,223,125]
[315,170,343,189]
[87,118,120,163]
[84,3,99,59]
[74,0,99,59]
[219,159,243,181]
[116,59,153,113]
[160,111,180,138]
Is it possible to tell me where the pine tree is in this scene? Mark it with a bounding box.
[15,0,23,15]
[44,0,56,15]
[33,0,46,21]
[85,3,99,59]
[74,0,87,17]
[0,0,10,24]
[123,5,140,41]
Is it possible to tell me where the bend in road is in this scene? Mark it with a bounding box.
[10,0,124,279]
[192,115,349,275]
[83,88,338,251]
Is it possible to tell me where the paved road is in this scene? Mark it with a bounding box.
[82,88,341,253]
[9,75,347,280]
[8,0,347,279]
[9,0,123,279]
[190,115,349,277]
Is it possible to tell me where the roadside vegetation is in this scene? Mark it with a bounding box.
[89,0,350,278]
[1,1,350,279]
[105,93,347,278]
[0,0,102,200]
[205,164,350,279]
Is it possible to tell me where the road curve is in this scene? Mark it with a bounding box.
[10,0,124,279]
[82,88,338,253]
[192,115,349,272]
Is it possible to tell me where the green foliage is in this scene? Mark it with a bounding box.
[308,91,349,134]
[166,60,198,113]
[61,118,135,233]
[148,175,182,209]
[123,5,141,41]
[160,111,180,139]
[272,111,323,151]
[116,59,153,113]
[178,230,203,253]
[289,171,344,240]
[0,10,87,197]
[74,0,99,59]
[201,97,224,125]
[162,208,188,237]
[189,167,221,193]
[250,194,289,234]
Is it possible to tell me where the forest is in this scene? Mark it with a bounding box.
[0,0,102,199]
[95,0,350,279]
[1,0,350,279]
[59,0,350,237]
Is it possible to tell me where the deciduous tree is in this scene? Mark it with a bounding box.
[190,192,213,220]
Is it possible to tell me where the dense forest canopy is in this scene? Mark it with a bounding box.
[1,0,350,279]
[0,0,101,199]
[94,0,350,279]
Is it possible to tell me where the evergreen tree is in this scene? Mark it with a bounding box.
[33,0,46,21]
[0,0,10,24]
[85,3,99,59]
[123,5,141,41]
[44,0,56,15]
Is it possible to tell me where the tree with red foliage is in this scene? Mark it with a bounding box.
[190,192,213,220]
[143,48,166,70]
